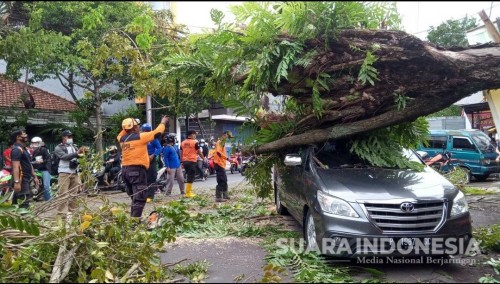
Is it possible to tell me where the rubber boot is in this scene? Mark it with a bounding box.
[215,186,226,203]
[185,183,196,198]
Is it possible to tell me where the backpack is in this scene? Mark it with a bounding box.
[48,144,70,175]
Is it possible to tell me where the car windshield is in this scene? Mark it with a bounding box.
[314,142,423,169]
[471,133,496,153]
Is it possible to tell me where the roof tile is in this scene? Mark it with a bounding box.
[0,75,76,112]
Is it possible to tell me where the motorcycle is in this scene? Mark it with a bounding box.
[240,155,256,176]
[0,169,13,202]
[31,170,58,201]
[229,153,241,174]
[92,165,125,193]
[183,160,209,181]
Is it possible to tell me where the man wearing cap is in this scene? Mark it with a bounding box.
[118,116,168,218]
[54,130,86,215]
[214,131,234,202]
[180,130,205,198]
[141,123,163,201]
[10,129,39,208]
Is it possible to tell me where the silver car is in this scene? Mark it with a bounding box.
[273,141,473,257]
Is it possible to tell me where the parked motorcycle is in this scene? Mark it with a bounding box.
[31,170,58,201]
[183,160,209,181]
[0,169,13,201]
[229,153,241,174]
[92,166,125,193]
[240,155,256,176]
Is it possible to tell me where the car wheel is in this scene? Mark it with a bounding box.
[305,210,319,251]
[473,174,489,182]
[274,183,289,215]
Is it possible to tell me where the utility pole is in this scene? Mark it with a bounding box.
[146,95,152,126]
[478,10,500,133]
[479,10,500,42]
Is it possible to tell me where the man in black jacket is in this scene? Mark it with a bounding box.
[30,137,52,201]
[10,129,39,209]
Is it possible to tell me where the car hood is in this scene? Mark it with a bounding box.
[317,167,457,202]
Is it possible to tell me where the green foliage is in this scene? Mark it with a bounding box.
[427,17,478,47]
[0,197,189,282]
[479,258,500,283]
[350,117,429,170]
[474,224,500,253]
[173,260,210,283]
[441,167,470,189]
[0,108,31,144]
[358,51,379,86]
[427,105,462,118]
[461,187,496,196]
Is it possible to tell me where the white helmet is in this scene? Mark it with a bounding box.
[31,137,43,148]
[200,139,205,143]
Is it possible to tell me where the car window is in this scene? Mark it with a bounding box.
[471,133,496,153]
[452,137,476,150]
[314,142,423,169]
[425,136,447,149]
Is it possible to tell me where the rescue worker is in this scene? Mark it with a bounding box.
[141,123,163,201]
[180,130,205,198]
[118,116,168,218]
[214,131,234,202]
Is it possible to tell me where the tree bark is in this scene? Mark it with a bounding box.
[251,29,500,154]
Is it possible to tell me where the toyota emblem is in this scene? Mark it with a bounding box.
[400,202,414,212]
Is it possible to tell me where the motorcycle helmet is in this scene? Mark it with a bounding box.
[141,123,152,132]
[31,136,43,148]
[166,135,176,144]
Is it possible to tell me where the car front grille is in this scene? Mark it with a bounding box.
[363,201,445,233]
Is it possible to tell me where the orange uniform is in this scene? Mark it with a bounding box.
[181,138,200,162]
[117,124,165,169]
[214,139,227,168]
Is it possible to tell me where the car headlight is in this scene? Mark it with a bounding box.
[317,191,359,218]
[450,191,468,217]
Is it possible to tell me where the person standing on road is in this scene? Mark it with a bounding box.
[118,116,168,218]
[141,123,163,201]
[214,131,234,202]
[162,135,185,195]
[30,137,52,201]
[55,130,86,215]
[10,129,39,209]
[180,130,205,198]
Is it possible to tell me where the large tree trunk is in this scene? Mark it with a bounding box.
[253,29,500,154]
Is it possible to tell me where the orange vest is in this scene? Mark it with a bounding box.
[117,124,165,169]
[181,138,199,162]
[214,139,227,168]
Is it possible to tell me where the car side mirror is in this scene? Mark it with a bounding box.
[284,154,302,167]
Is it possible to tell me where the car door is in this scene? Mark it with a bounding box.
[450,135,480,173]
[280,147,307,220]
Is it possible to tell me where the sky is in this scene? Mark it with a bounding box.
[172,1,500,40]
[396,1,500,39]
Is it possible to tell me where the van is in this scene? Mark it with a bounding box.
[417,129,500,182]
[273,141,473,257]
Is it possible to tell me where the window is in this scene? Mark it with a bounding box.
[452,137,475,150]
[425,136,447,149]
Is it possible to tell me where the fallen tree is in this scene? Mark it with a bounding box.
[160,2,500,195]
[252,30,500,153]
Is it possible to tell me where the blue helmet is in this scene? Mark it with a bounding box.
[141,123,152,132]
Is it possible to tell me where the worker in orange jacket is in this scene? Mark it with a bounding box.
[214,131,234,202]
[118,116,168,218]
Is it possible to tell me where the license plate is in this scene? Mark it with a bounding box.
[388,237,432,246]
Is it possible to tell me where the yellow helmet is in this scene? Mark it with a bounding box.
[122,118,139,130]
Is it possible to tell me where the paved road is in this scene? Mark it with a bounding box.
[95,173,500,283]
